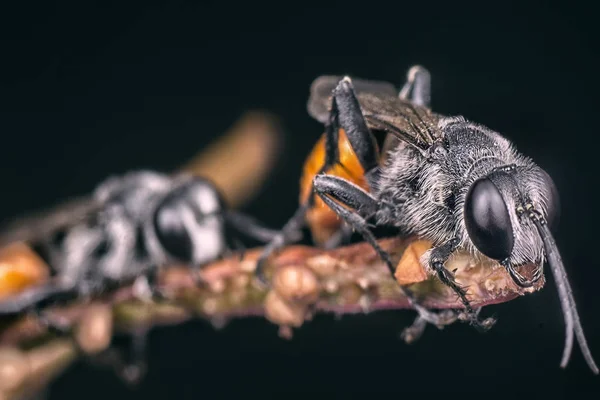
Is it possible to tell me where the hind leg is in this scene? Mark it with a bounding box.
[398,65,431,106]
[0,282,80,337]
[85,328,151,385]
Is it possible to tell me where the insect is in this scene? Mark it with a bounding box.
[271,65,597,373]
[0,169,284,380]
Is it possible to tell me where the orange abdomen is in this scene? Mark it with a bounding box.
[0,242,50,300]
[300,129,376,245]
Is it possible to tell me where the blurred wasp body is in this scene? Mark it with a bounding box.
[259,66,598,373]
[0,170,279,314]
[0,170,281,380]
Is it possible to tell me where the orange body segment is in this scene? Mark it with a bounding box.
[0,242,50,300]
[300,129,377,245]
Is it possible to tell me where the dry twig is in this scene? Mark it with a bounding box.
[0,237,544,399]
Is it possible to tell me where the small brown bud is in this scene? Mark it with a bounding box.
[394,240,431,285]
[264,291,306,327]
[272,264,320,304]
[337,284,363,306]
[0,347,29,391]
[75,304,113,355]
[306,254,338,276]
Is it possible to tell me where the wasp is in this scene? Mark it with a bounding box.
[261,65,598,373]
[0,170,283,380]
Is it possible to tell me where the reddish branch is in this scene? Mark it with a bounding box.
[0,237,545,400]
[0,237,544,346]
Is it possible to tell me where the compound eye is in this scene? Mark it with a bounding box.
[464,177,514,260]
[538,169,560,229]
[153,200,194,262]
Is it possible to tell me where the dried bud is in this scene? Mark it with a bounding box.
[0,347,29,391]
[306,254,338,277]
[264,290,306,327]
[394,240,431,285]
[75,304,113,355]
[337,284,363,306]
[273,264,320,304]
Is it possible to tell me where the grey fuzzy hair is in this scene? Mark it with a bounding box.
[374,116,556,270]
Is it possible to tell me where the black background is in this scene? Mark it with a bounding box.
[1,1,599,398]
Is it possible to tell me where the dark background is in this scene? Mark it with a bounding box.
[1,0,599,398]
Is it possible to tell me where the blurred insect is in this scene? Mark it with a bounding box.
[0,170,284,380]
[270,65,596,373]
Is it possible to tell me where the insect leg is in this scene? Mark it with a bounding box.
[322,223,354,249]
[401,310,461,344]
[254,203,311,285]
[32,307,74,336]
[429,239,496,332]
[132,267,169,302]
[333,77,380,175]
[117,328,149,385]
[86,328,150,386]
[224,210,302,244]
[398,65,431,107]
[383,66,433,157]
[315,77,385,248]
[0,282,78,315]
[312,174,456,327]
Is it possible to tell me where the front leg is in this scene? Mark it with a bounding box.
[313,174,456,328]
[429,239,496,331]
[224,210,302,244]
[130,266,168,302]
[254,203,310,285]
[85,328,150,386]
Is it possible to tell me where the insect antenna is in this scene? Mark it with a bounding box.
[532,215,599,374]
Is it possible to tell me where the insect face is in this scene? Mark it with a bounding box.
[149,177,227,267]
[464,176,515,260]
[460,152,560,283]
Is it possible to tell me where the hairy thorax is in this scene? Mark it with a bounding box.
[374,117,549,267]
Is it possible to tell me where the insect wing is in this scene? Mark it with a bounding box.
[307,75,398,124]
[308,76,442,153]
[0,196,102,247]
[356,92,442,152]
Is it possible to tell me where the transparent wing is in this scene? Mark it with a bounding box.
[307,75,442,152]
[0,195,102,247]
[307,75,398,124]
[358,92,442,152]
